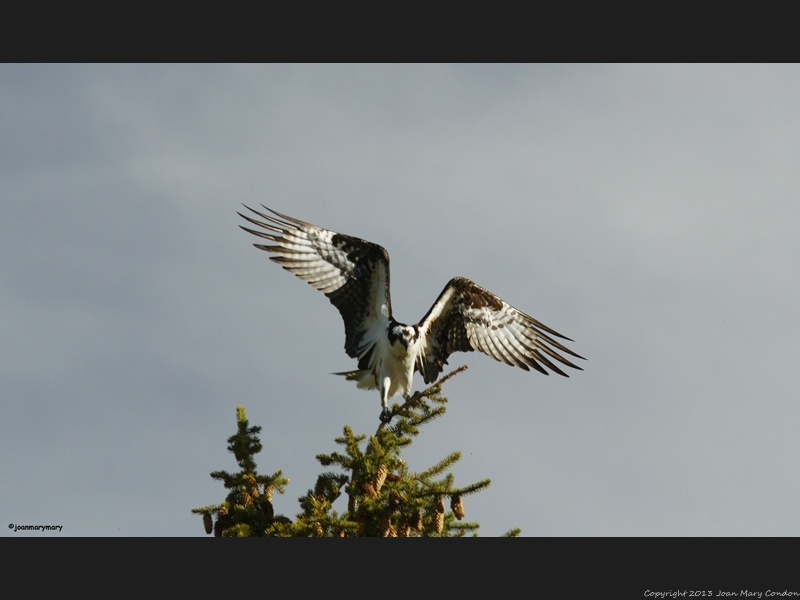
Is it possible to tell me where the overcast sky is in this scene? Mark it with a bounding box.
[3,64,799,536]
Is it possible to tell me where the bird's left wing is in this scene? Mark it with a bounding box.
[238,205,392,366]
[415,277,585,384]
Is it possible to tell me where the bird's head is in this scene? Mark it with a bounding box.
[390,324,418,349]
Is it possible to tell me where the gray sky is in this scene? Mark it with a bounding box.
[3,64,799,536]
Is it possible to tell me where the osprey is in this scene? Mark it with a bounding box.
[239,206,585,422]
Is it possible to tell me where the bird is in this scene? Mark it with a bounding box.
[239,205,585,422]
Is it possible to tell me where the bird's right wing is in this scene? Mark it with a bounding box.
[238,205,392,367]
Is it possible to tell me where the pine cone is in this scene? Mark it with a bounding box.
[413,509,424,532]
[203,512,213,535]
[262,498,274,520]
[246,474,260,498]
[264,485,273,503]
[374,464,388,493]
[243,491,255,514]
[433,511,444,534]
[357,503,368,536]
[380,514,393,537]
[433,496,445,534]
[451,495,465,520]
[313,522,324,537]
[362,482,378,498]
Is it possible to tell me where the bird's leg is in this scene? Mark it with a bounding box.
[379,376,392,423]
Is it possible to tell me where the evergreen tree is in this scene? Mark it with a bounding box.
[194,366,521,537]
[191,406,290,537]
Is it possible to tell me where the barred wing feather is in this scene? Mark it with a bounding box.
[238,205,392,367]
[416,277,585,384]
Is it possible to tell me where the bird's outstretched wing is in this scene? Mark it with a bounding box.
[238,205,392,368]
[415,277,585,384]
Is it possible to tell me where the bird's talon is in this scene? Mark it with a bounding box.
[379,409,392,423]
